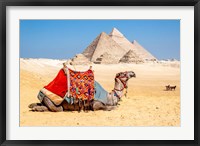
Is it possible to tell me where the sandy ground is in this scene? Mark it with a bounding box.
[20,58,180,126]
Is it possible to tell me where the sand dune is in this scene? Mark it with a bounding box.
[20,58,180,126]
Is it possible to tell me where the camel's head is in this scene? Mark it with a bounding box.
[127,71,136,79]
[114,71,136,90]
[115,71,136,81]
[113,71,136,99]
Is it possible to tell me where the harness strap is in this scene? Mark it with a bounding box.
[113,90,121,99]
[114,77,127,91]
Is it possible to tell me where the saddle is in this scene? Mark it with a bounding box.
[67,67,95,101]
[41,64,95,110]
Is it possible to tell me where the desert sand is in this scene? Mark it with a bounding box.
[20,58,180,126]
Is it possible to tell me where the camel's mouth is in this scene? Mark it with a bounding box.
[130,72,136,78]
[131,75,136,78]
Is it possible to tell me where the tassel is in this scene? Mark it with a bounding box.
[88,89,90,100]
[78,99,82,112]
[73,98,76,110]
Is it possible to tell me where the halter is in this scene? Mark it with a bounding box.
[114,71,129,92]
[112,89,121,99]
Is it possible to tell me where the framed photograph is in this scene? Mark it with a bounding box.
[0,0,199,145]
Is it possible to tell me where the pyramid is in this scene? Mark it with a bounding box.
[82,28,157,64]
[70,54,91,65]
[94,52,118,64]
[119,50,144,63]
[132,40,157,61]
[82,32,127,62]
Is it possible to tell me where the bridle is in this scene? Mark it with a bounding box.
[113,71,130,99]
[114,71,129,92]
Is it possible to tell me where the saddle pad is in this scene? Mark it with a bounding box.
[44,69,67,98]
[94,81,108,105]
[68,68,95,101]
[40,88,64,105]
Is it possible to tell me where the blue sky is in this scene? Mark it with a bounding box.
[20,20,180,60]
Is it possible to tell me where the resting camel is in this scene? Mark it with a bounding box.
[28,69,136,112]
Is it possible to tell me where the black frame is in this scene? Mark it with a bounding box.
[0,0,199,146]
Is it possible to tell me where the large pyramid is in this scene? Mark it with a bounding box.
[82,28,157,64]
[82,32,127,62]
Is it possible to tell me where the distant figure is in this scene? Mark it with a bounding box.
[169,86,176,91]
[165,85,170,91]
[165,85,176,91]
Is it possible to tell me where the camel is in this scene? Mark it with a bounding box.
[28,70,136,112]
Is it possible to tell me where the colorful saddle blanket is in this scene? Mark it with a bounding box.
[42,67,95,105]
[68,68,95,101]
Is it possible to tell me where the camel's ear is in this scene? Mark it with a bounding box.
[116,73,120,77]
[63,62,66,68]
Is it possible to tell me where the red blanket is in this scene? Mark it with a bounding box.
[44,69,67,98]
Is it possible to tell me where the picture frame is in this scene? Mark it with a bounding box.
[0,0,199,145]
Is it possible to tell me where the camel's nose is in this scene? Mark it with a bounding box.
[131,72,136,78]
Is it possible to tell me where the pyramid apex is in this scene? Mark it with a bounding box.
[100,31,107,36]
[110,28,124,37]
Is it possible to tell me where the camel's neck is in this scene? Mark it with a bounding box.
[113,78,126,98]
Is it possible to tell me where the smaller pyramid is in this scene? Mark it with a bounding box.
[119,50,144,64]
[94,52,118,64]
[132,40,157,61]
[70,54,91,65]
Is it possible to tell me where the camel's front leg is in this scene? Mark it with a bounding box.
[28,103,43,108]
[28,103,49,112]
[32,105,49,112]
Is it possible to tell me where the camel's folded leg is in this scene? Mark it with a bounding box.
[28,103,49,112]
[43,97,63,112]
[32,105,49,112]
[28,103,43,108]
[92,101,116,111]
